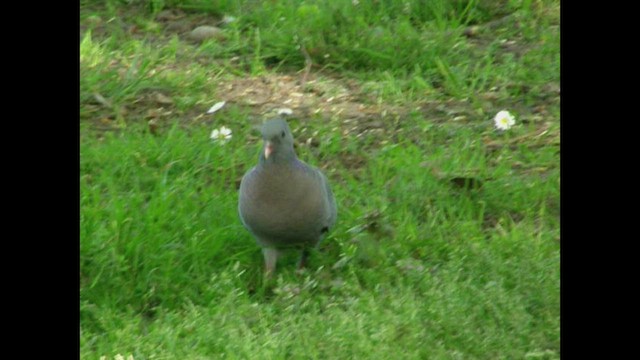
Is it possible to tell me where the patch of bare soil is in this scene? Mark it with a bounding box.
[216,74,404,129]
[83,68,559,168]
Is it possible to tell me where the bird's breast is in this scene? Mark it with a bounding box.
[239,165,327,244]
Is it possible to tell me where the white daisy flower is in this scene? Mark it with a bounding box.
[210,126,232,143]
[494,110,516,130]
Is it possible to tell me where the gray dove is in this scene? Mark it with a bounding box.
[238,119,337,275]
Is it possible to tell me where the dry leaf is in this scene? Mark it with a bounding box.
[92,93,112,108]
[206,101,226,114]
[154,93,173,105]
[148,119,159,135]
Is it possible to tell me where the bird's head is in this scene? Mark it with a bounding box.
[260,118,296,162]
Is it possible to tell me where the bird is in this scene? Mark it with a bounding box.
[238,118,337,275]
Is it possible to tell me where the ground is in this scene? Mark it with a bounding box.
[81,1,560,359]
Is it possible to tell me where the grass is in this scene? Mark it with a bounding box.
[81,0,560,359]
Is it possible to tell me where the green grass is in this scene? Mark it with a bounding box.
[81,0,560,359]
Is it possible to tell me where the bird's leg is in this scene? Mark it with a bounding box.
[263,248,279,277]
[297,248,311,270]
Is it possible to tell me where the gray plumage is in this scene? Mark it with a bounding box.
[238,118,337,274]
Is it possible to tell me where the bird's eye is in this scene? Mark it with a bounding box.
[281,131,285,138]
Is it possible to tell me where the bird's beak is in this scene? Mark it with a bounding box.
[264,141,273,159]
